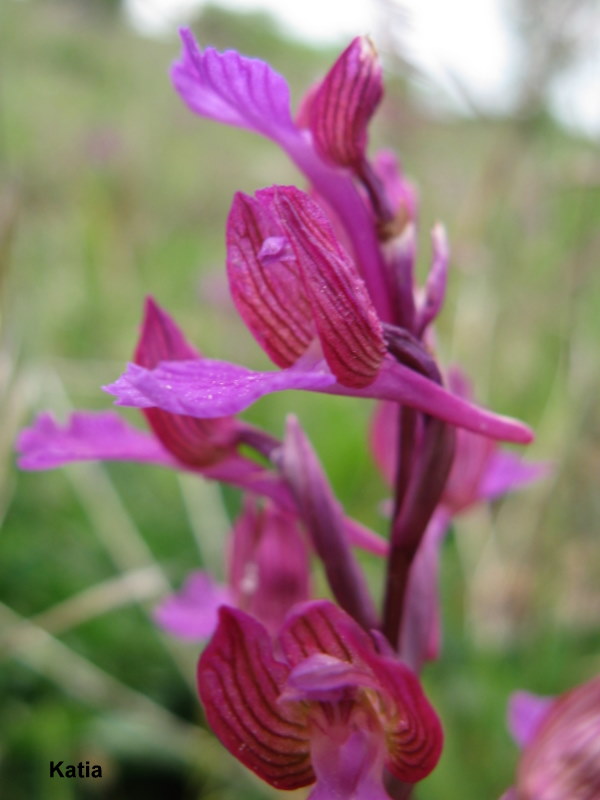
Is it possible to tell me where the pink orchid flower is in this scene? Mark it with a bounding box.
[105,187,532,446]
[17,297,287,503]
[502,676,600,799]
[198,600,443,799]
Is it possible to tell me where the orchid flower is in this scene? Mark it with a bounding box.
[17,297,289,503]
[502,676,600,799]
[17,297,386,557]
[197,600,443,799]
[105,187,532,446]
[155,495,311,639]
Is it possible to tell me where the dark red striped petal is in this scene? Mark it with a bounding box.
[226,192,314,367]
[307,36,382,169]
[368,654,444,783]
[265,186,386,388]
[197,607,314,790]
[134,298,236,468]
[279,600,375,668]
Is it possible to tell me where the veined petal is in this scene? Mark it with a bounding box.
[135,296,199,365]
[307,36,382,169]
[267,185,386,388]
[197,606,314,790]
[364,652,444,782]
[134,297,237,468]
[172,29,296,142]
[279,600,375,668]
[226,192,314,367]
[16,411,177,470]
[153,572,231,640]
[104,358,336,416]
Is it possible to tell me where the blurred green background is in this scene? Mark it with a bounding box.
[1,0,599,797]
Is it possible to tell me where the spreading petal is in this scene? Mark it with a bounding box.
[104,358,335,415]
[508,691,554,749]
[105,354,532,444]
[197,606,314,790]
[480,451,552,501]
[154,572,232,640]
[172,29,296,142]
[16,411,178,470]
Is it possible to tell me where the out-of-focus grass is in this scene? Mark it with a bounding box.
[1,1,599,798]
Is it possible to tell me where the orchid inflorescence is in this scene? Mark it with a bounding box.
[18,30,599,800]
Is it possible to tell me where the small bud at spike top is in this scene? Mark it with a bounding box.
[307,36,383,170]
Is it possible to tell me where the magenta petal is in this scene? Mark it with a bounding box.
[228,498,310,635]
[197,606,314,790]
[135,296,199,365]
[172,29,296,142]
[153,572,231,640]
[226,191,314,368]
[307,36,382,169]
[267,185,386,388]
[282,653,378,703]
[16,411,177,470]
[104,359,336,416]
[280,600,374,668]
[350,357,534,444]
[134,298,238,467]
[508,691,554,748]
[308,727,390,800]
[480,452,551,501]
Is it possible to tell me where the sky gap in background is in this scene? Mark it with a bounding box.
[125,0,600,138]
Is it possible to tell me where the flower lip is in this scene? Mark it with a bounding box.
[197,601,443,796]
